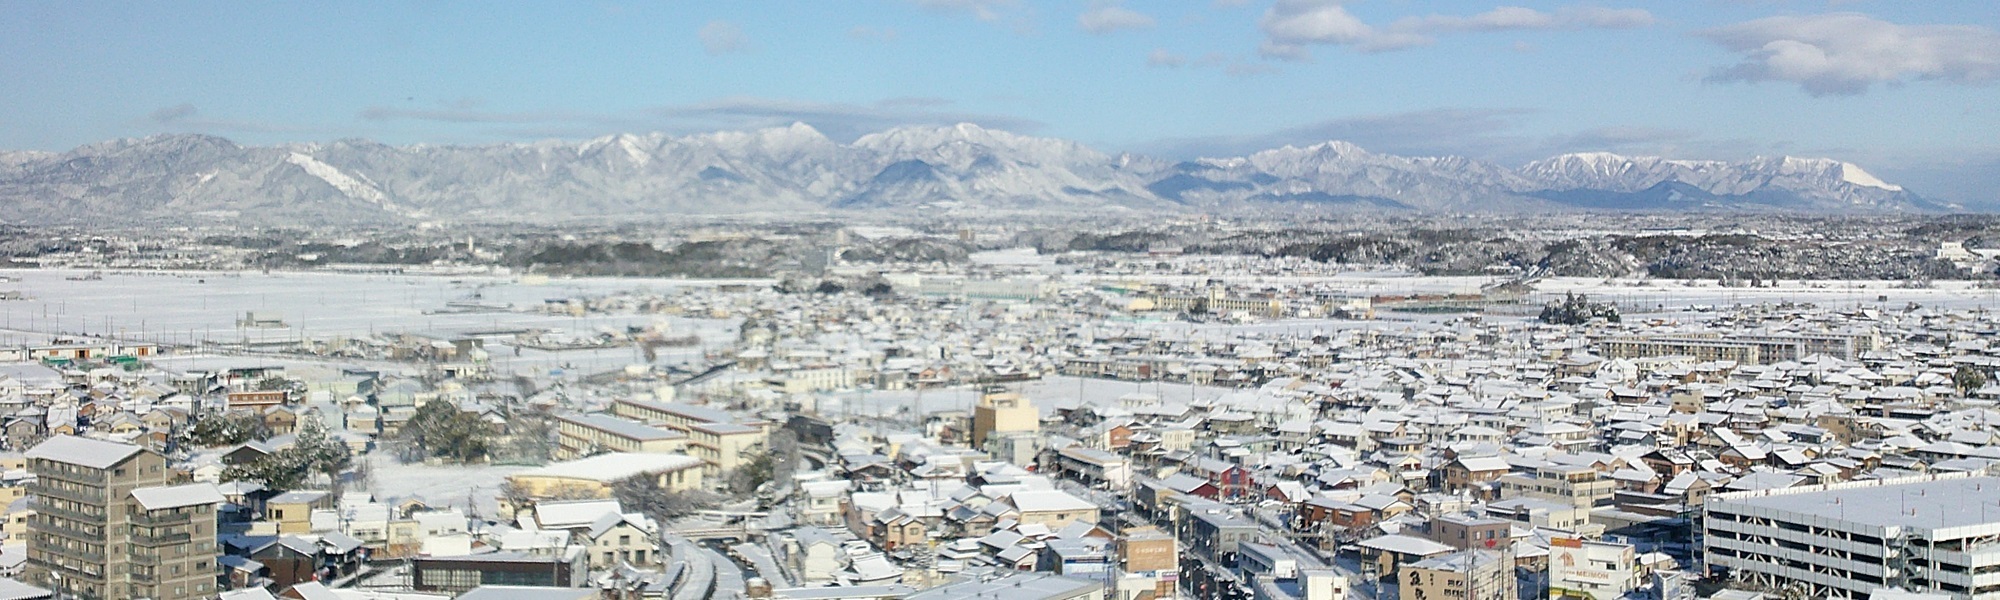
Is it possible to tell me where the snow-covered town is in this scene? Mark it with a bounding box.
[8,0,1999,598]
[0,230,1998,600]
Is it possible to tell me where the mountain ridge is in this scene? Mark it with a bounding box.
[0,123,1951,224]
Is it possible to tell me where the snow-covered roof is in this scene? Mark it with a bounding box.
[0,577,51,600]
[131,482,225,511]
[516,452,703,483]
[1006,489,1097,513]
[1357,533,1455,556]
[532,499,623,530]
[24,434,144,469]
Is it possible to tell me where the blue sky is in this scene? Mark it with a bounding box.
[3,1,1997,204]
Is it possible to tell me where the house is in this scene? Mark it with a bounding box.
[266,491,334,535]
[1186,457,1255,500]
[580,512,658,568]
[1439,455,1513,498]
[994,490,1100,531]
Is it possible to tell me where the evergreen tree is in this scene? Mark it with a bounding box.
[1539,292,1620,325]
[397,400,491,463]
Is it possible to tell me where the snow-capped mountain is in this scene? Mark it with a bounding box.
[1517,152,1944,211]
[841,123,1156,208]
[1133,141,1544,211]
[0,124,1944,224]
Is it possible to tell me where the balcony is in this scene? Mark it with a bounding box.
[31,519,106,542]
[131,532,192,546]
[36,468,106,484]
[34,547,107,568]
[30,484,104,504]
[130,511,192,526]
[36,502,105,522]
[127,552,159,565]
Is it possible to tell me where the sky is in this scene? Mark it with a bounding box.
[2,0,1998,205]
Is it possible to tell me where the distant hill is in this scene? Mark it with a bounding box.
[0,123,1950,224]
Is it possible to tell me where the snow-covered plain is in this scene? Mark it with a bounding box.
[0,268,752,377]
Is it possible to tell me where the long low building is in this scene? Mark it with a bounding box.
[504,452,705,512]
[610,398,769,475]
[554,413,687,460]
[1704,473,2000,600]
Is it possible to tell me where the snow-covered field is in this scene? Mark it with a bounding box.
[0,268,749,376]
[0,268,761,343]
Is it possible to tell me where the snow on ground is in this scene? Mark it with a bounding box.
[0,268,760,345]
[820,374,1240,420]
[363,453,531,518]
[0,268,745,378]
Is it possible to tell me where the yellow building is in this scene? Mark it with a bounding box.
[607,399,770,475]
[972,391,1037,448]
[554,413,687,460]
[266,490,334,535]
[686,422,765,475]
[997,490,1100,531]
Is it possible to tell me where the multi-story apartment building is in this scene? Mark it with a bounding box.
[553,413,686,460]
[1705,474,2000,600]
[24,435,221,600]
[685,421,764,474]
[1598,331,1880,365]
[608,398,768,475]
[129,483,227,600]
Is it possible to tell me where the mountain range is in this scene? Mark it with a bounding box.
[0,123,1950,224]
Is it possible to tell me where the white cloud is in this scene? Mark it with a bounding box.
[1147,49,1186,68]
[912,0,1016,23]
[1258,1,1653,59]
[359,97,1043,143]
[1079,3,1156,34]
[698,21,750,55]
[1700,13,2000,96]
[1557,6,1654,29]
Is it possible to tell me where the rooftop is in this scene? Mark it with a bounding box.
[455,586,598,600]
[131,483,225,511]
[515,452,704,483]
[24,435,144,469]
[616,398,735,424]
[904,572,1102,600]
[557,413,682,441]
[1712,475,2000,532]
[1358,533,1455,557]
